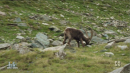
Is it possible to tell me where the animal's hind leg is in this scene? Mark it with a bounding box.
[68,38,72,47]
[63,34,68,44]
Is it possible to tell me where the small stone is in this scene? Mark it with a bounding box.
[0,43,10,49]
[118,45,128,50]
[0,11,6,16]
[104,52,114,57]
[105,41,115,49]
[16,35,24,40]
[100,49,107,52]
[124,39,130,43]
[14,17,22,22]
[42,23,49,25]
[52,40,62,46]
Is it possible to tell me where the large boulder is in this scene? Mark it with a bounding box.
[0,11,6,16]
[105,41,115,49]
[104,30,117,35]
[110,63,130,73]
[51,40,62,46]
[13,42,31,54]
[0,43,11,50]
[35,33,50,48]
[124,39,130,43]
[91,36,108,44]
[117,45,128,50]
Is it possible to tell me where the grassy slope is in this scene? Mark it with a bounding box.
[0,0,130,73]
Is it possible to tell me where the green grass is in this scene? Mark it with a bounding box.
[0,43,129,73]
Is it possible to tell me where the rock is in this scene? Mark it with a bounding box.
[100,49,108,52]
[124,39,130,43]
[35,33,50,48]
[17,23,27,27]
[39,43,67,52]
[105,41,115,49]
[104,30,117,35]
[42,23,49,25]
[58,36,63,41]
[94,51,98,53]
[117,45,128,50]
[59,20,69,25]
[104,52,114,57]
[49,26,60,32]
[60,14,64,17]
[87,45,92,47]
[30,41,43,48]
[0,43,11,49]
[102,34,109,39]
[121,53,126,56]
[110,63,130,73]
[0,11,6,16]
[39,44,67,59]
[51,40,62,46]
[91,36,108,44]
[14,17,22,22]
[16,35,24,40]
[40,14,52,21]
[0,65,8,70]
[13,42,31,54]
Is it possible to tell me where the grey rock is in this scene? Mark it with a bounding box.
[118,45,128,50]
[52,40,62,46]
[91,36,108,44]
[104,30,117,35]
[0,43,10,49]
[94,51,98,53]
[104,52,114,57]
[105,41,115,49]
[40,14,52,21]
[16,35,24,40]
[0,11,6,16]
[100,49,108,52]
[13,42,31,54]
[42,23,49,26]
[110,63,130,73]
[59,20,69,25]
[49,26,60,32]
[102,34,109,39]
[35,32,50,48]
[102,20,127,28]
[17,23,27,27]
[124,39,130,43]
[14,17,21,22]
[121,53,126,56]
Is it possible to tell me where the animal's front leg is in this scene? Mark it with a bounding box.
[68,39,72,47]
[76,40,80,47]
[80,38,84,47]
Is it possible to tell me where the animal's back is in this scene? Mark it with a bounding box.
[65,28,84,39]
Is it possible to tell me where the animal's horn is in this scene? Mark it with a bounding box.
[83,28,89,38]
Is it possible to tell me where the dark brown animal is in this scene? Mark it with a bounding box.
[63,27,93,47]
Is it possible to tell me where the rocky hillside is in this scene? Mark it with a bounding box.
[0,0,130,73]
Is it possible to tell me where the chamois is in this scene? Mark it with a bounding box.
[63,27,93,47]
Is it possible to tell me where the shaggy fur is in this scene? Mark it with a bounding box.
[63,27,93,47]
